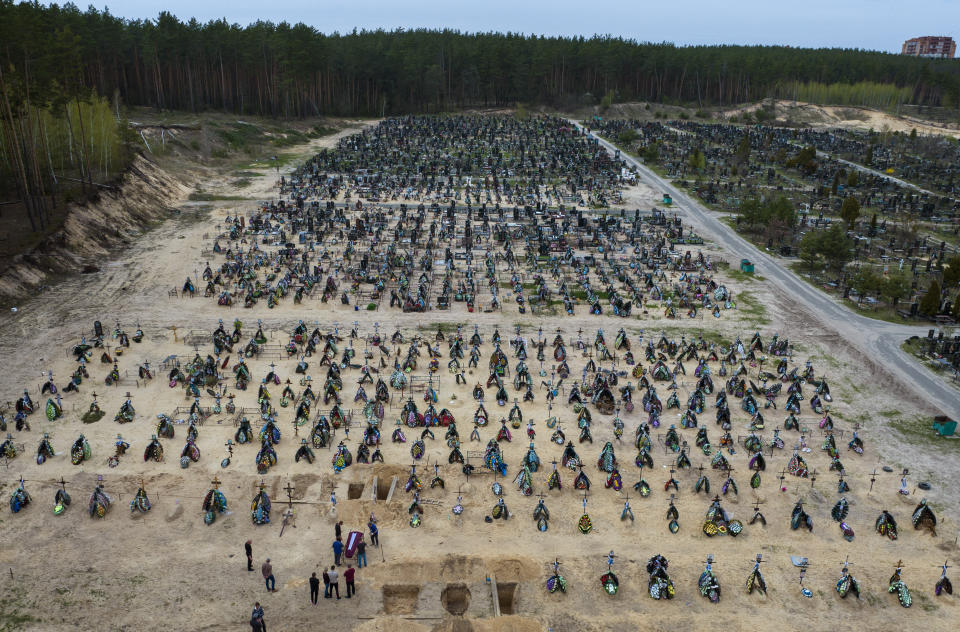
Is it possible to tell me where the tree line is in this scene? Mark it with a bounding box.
[2,2,959,120]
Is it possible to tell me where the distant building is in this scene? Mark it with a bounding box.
[901,36,956,58]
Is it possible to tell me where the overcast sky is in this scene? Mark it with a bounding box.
[70,1,958,53]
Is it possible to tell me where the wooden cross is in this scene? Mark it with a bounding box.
[58,476,68,492]
[258,479,267,492]
[778,467,787,489]
[810,468,818,488]
[211,476,221,489]
[284,481,296,509]
[869,468,878,492]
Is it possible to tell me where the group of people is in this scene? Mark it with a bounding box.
[247,518,379,630]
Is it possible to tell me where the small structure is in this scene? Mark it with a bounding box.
[932,415,957,437]
[740,259,755,274]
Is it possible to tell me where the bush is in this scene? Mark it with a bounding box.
[366,303,377,311]
[641,142,659,163]
[617,129,640,145]
[754,108,775,122]
[599,89,615,112]
[798,224,853,273]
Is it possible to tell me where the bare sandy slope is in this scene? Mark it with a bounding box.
[584,100,960,138]
[0,129,957,632]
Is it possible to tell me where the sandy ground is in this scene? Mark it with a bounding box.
[0,124,958,632]
[589,100,960,138]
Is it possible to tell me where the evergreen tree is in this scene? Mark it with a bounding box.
[840,196,861,228]
[919,280,942,316]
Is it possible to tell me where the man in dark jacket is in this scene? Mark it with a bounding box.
[309,572,320,605]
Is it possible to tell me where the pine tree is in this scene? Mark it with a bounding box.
[919,280,942,316]
[840,196,861,228]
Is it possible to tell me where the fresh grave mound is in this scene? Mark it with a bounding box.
[441,583,471,616]
[382,584,420,614]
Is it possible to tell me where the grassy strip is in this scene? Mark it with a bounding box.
[735,291,770,325]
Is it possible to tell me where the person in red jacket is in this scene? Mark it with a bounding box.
[344,564,356,598]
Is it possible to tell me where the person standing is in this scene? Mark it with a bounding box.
[309,572,320,605]
[262,558,276,592]
[368,519,379,547]
[328,565,341,599]
[322,567,331,598]
[356,539,367,568]
[250,602,265,632]
[335,520,343,541]
[245,540,254,572]
[344,564,356,598]
[333,538,344,566]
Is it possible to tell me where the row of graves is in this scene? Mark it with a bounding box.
[294,115,629,209]
[2,317,952,605]
[186,198,734,319]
